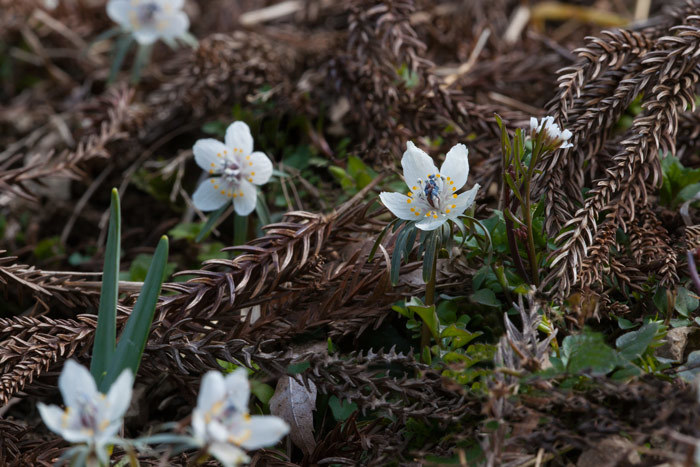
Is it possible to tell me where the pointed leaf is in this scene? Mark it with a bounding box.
[91,188,120,386]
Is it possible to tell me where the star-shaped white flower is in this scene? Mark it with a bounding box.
[379,142,480,231]
[191,121,273,216]
[192,369,289,467]
[107,0,190,45]
[37,360,133,464]
[529,116,573,149]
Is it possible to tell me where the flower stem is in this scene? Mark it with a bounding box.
[521,147,542,288]
[421,240,438,360]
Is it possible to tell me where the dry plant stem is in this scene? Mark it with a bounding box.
[687,250,700,296]
[421,240,438,358]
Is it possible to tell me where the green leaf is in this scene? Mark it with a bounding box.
[91,189,121,387]
[255,192,271,227]
[391,225,412,285]
[108,34,134,84]
[195,203,228,242]
[233,214,248,246]
[127,253,175,282]
[168,222,202,241]
[250,379,275,405]
[101,236,169,391]
[561,331,619,376]
[615,322,660,361]
[470,289,501,308]
[675,286,699,318]
[679,350,700,381]
[441,324,482,349]
[408,304,439,343]
[287,361,310,375]
[328,395,358,421]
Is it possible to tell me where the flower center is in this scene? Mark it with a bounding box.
[222,160,242,185]
[136,2,161,25]
[423,175,440,208]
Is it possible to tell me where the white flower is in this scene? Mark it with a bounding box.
[107,0,190,45]
[192,368,289,467]
[37,360,133,464]
[529,116,573,149]
[379,142,480,231]
[191,121,273,216]
[43,0,58,9]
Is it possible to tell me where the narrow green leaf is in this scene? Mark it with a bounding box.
[91,188,121,387]
[233,214,248,246]
[102,236,169,391]
[422,232,437,283]
[403,224,418,259]
[195,203,228,242]
[255,192,271,227]
[108,34,134,84]
[368,218,400,261]
[391,226,411,285]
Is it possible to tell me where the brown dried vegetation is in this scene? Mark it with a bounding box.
[3,0,700,465]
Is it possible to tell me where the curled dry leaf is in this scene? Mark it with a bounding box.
[269,376,317,456]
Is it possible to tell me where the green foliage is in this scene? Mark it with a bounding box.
[122,253,176,283]
[329,155,376,193]
[91,189,121,388]
[33,236,65,261]
[328,396,358,421]
[91,189,170,392]
[660,155,700,208]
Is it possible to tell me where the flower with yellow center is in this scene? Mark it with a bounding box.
[191,121,273,216]
[379,142,480,231]
[192,369,289,467]
[107,0,190,45]
[37,360,133,465]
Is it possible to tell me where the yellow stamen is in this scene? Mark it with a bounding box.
[220,190,226,195]
[210,163,216,167]
[217,153,222,158]
[450,181,454,185]
[407,192,413,197]
[246,155,251,160]
[452,194,458,199]
[407,199,411,204]
[410,207,415,212]
[451,187,456,191]
[415,212,420,216]
[433,214,438,219]
[251,172,255,176]
[412,186,418,190]
[446,209,451,213]
[209,170,214,174]
[214,185,219,189]
[451,204,456,208]
[249,162,253,166]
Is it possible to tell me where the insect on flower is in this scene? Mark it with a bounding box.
[37,360,133,465]
[379,142,480,231]
[529,116,573,150]
[192,368,289,467]
[191,121,273,216]
[107,0,190,45]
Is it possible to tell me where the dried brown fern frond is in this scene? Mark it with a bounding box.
[542,11,700,298]
[0,86,133,199]
[0,253,101,311]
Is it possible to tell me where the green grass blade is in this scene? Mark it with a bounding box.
[101,236,168,391]
[233,214,248,246]
[195,203,228,243]
[91,188,121,387]
[255,192,271,227]
[108,34,134,84]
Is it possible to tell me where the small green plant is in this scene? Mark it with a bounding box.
[91,188,169,392]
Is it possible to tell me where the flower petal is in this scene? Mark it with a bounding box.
[379,192,419,221]
[223,368,250,413]
[401,142,438,189]
[232,180,257,216]
[106,368,133,421]
[193,178,229,212]
[59,360,97,408]
[193,139,228,173]
[447,184,480,219]
[225,122,254,155]
[133,27,160,45]
[238,415,290,450]
[106,0,131,26]
[208,443,249,467]
[196,371,226,415]
[161,11,189,39]
[38,403,67,437]
[243,151,272,185]
[439,143,469,190]
[415,215,448,231]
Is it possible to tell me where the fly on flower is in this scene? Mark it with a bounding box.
[37,360,133,465]
[191,368,289,467]
[107,0,191,46]
[379,142,480,231]
[192,121,273,216]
